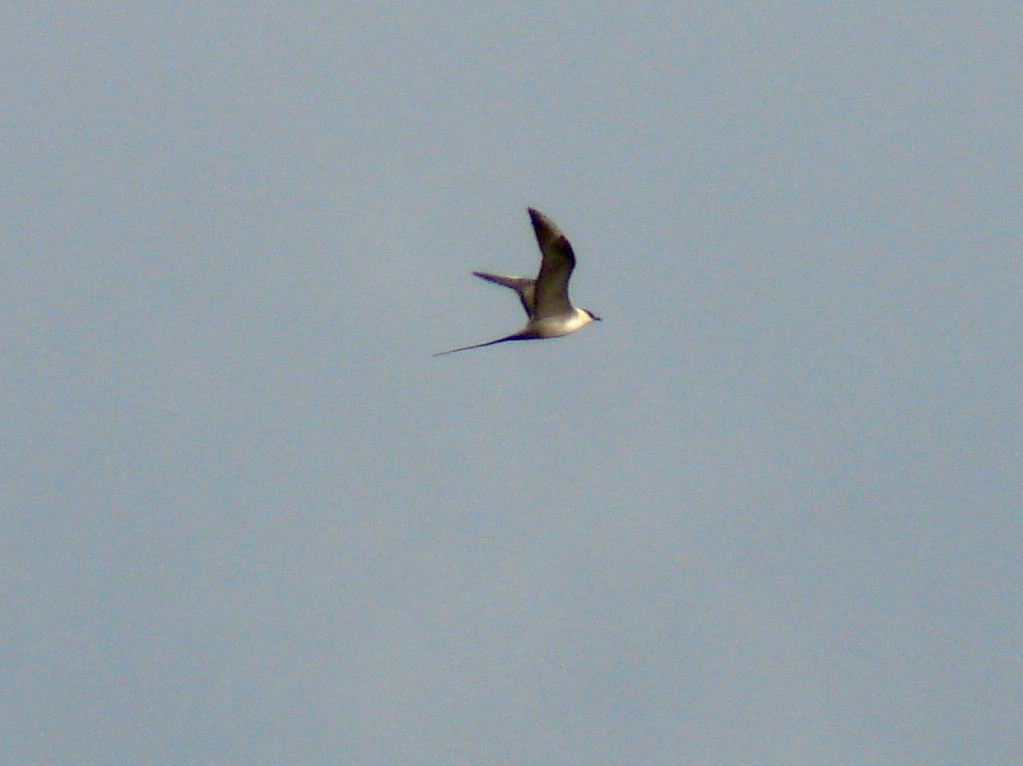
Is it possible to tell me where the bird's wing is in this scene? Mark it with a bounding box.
[528,208,575,319]
[473,272,536,318]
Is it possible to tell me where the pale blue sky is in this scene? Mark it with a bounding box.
[3,4,1021,765]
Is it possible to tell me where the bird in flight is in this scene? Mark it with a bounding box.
[433,208,601,356]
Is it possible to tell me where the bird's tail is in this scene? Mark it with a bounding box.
[432,330,536,357]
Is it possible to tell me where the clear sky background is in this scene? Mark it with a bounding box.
[3,4,1021,765]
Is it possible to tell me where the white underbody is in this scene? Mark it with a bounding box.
[524,307,596,338]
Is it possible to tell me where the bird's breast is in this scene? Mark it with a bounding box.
[529,309,594,338]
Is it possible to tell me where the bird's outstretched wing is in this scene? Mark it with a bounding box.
[472,272,536,318]
[529,208,575,319]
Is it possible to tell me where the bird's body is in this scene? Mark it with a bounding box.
[433,208,601,356]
